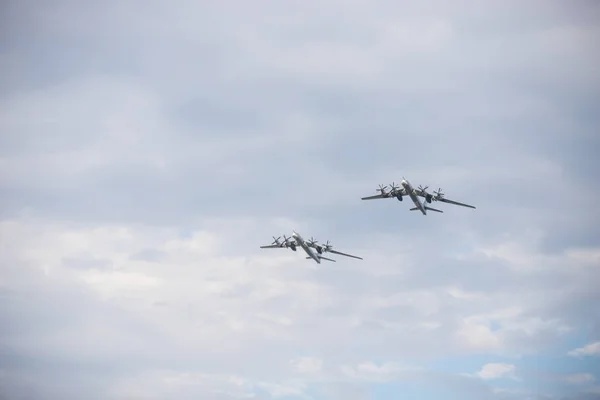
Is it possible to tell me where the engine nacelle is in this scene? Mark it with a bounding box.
[316,246,323,254]
[290,244,296,251]
[396,194,403,201]
[425,194,433,203]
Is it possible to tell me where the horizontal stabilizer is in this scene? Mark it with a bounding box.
[410,207,419,211]
[307,256,336,262]
[425,206,443,213]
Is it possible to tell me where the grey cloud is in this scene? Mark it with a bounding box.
[1,0,600,399]
[61,256,113,270]
[131,249,166,262]
[2,0,598,232]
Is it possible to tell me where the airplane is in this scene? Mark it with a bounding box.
[361,177,476,215]
[260,231,363,264]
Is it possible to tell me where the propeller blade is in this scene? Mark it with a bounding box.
[377,184,388,194]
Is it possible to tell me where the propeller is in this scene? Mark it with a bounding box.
[377,184,388,195]
[308,237,318,247]
[433,188,445,199]
[389,182,400,193]
[314,239,332,254]
[272,236,282,245]
[283,234,297,250]
[418,184,429,193]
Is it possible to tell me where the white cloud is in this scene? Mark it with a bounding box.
[476,363,517,380]
[340,362,418,383]
[568,342,600,358]
[290,357,324,374]
[457,320,503,351]
[455,307,571,354]
[447,286,485,300]
[1,203,596,398]
[1,1,599,399]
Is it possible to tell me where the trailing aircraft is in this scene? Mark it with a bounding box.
[260,231,363,263]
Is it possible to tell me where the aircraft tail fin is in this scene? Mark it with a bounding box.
[425,206,443,213]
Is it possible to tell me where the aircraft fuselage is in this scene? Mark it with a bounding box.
[292,231,320,263]
[401,179,426,215]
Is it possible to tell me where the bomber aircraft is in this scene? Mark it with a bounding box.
[361,177,476,215]
[260,231,363,263]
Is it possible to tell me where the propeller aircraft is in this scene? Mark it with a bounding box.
[361,177,476,215]
[260,231,363,263]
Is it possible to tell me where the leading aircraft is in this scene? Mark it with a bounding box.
[361,177,476,215]
[260,231,363,263]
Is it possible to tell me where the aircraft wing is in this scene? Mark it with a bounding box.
[361,193,389,200]
[260,244,284,249]
[328,249,363,260]
[260,238,297,249]
[438,198,476,209]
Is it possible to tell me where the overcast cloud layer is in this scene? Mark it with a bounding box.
[1,1,600,399]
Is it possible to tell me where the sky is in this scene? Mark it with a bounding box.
[1,0,599,399]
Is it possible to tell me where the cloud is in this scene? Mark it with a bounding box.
[569,342,600,358]
[1,0,600,399]
[340,362,418,383]
[476,363,517,380]
[290,357,324,375]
